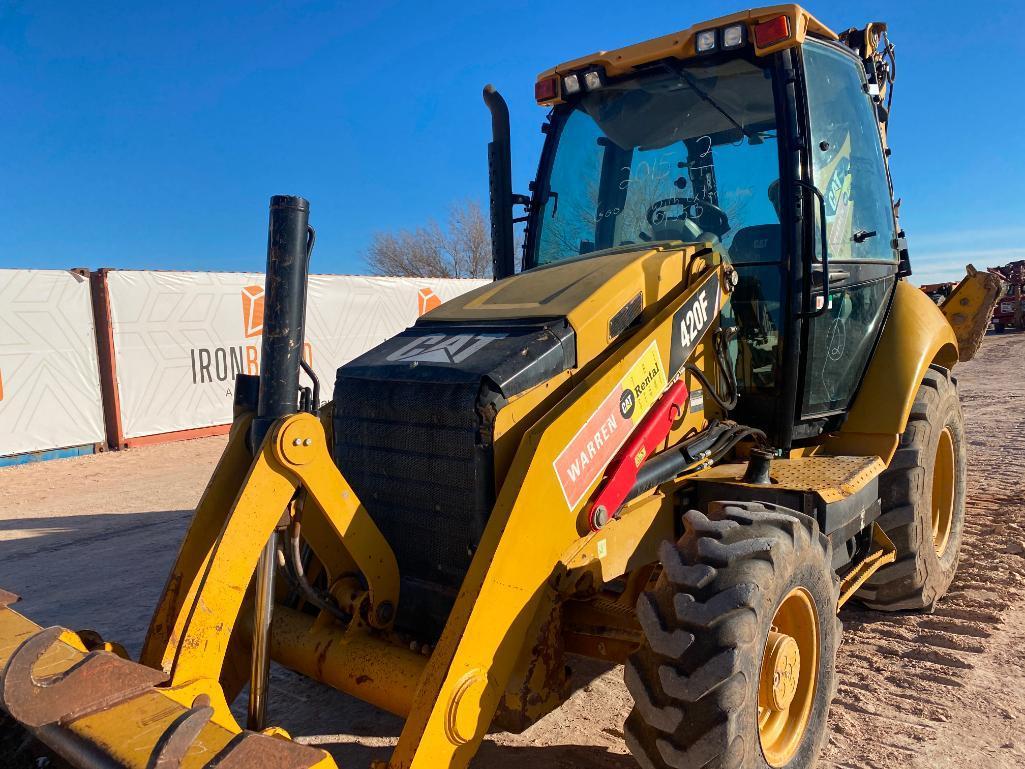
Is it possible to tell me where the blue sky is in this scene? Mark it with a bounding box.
[1,1,1021,282]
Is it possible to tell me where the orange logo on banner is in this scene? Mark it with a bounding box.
[0,369,4,402]
[417,287,442,316]
[242,285,265,338]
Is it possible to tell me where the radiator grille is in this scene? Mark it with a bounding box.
[332,373,494,586]
[331,318,574,636]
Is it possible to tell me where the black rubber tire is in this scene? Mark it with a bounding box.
[624,502,841,769]
[857,366,967,611]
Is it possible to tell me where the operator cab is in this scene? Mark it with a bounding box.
[522,7,902,450]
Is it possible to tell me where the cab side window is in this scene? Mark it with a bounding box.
[800,41,898,418]
[805,42,897,262]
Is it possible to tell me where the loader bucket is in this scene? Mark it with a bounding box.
[0,591,337,769]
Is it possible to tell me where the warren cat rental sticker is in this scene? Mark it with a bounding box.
[553,341,668,510]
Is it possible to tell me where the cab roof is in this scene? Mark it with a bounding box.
[537,4,837,103]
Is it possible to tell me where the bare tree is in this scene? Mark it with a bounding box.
[365,200,493,279]
[445,200,491,279]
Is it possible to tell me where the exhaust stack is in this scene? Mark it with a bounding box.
[484,85,516,281]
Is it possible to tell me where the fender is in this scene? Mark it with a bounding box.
[827,280,958,460]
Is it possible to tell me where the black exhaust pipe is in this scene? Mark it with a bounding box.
[484,85,516,281]
[251,194,312,451]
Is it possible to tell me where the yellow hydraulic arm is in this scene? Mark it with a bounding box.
[0,404,408,768]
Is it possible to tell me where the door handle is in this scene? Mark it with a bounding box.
[794,180,829,318]
[810,269,849,287]
[828,270,850,284]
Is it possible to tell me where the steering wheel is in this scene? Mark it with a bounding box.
[645,197,730,238]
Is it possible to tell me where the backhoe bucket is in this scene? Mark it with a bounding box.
[940,263,1004,362]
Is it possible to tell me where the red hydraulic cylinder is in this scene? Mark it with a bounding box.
[587,379,689,531]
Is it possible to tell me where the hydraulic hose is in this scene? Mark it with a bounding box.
[626,422,768,503]
[685,326,739,412]
[629,422,729,496]
[279,497,352,624]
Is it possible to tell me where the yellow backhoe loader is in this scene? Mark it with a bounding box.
[0,5,1000,769]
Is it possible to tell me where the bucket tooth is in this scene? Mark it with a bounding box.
[0,625,168,728]
[149,700,215,769]
[211,731,333,769]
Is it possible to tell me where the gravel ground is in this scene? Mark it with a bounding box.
[0,331,1022,768]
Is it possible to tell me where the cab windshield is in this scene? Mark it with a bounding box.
[531,57,782,267]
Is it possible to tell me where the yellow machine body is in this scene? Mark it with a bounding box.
[0,5,987,769]
[0,240,929,768]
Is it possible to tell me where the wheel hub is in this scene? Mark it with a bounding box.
[760,630,801,711]
[931,427,956,557]
[757,586,819,768]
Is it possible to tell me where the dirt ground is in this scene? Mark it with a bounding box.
[1,332,1023,768]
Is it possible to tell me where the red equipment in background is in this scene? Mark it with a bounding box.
[989,260,1024,333]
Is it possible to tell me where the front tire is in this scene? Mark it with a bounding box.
[625,502,840,769]
[858,366,967,611]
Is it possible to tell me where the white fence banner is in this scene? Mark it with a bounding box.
[0,270,106,456]
[105,271,488,439]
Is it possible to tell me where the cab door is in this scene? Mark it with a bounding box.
[796,40,899,426]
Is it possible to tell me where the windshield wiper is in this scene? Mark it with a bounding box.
[660,61,759,143]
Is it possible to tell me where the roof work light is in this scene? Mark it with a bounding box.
[695,29,717,53]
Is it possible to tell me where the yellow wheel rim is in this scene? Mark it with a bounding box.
[931,427,955,557]
[758,587,819,767]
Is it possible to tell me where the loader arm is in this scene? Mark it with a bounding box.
[389,263,729,768]
[142,410,401,698]
[0,406,402,767]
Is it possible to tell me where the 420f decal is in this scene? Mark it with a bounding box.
[669,271,722,377]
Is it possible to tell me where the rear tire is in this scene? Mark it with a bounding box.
[857,366,966,611]
[624,502,840,769]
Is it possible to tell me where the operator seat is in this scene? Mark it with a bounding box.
[727,224,783,337]
[727,224,781,264]
[726,224,784,399]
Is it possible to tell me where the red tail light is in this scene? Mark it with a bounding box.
[754,15,791,48]
[535,77,558,102]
